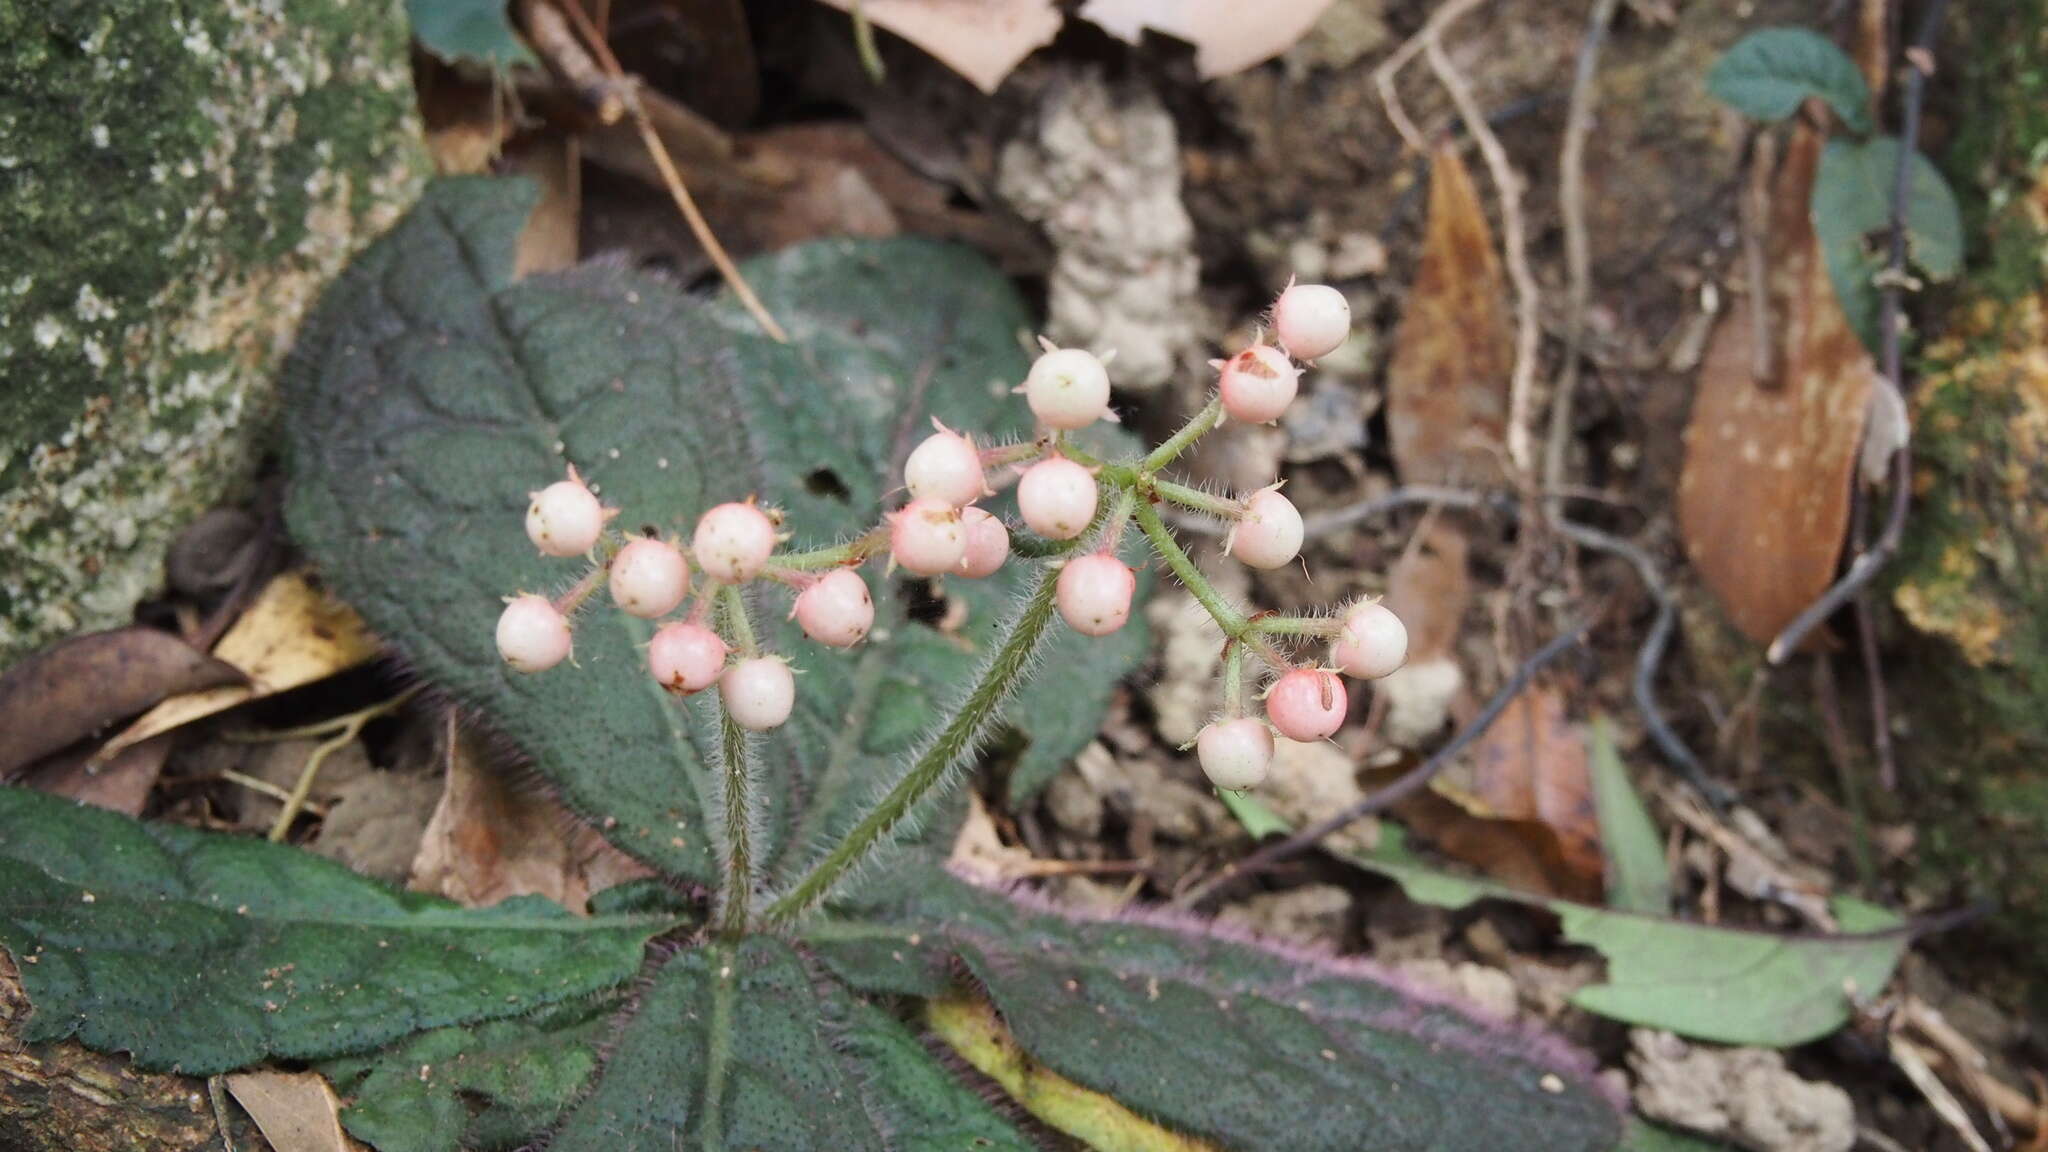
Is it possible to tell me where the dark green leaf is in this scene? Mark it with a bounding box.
[813,869,1625,1152]
[407,0,535,68]
[1591,716,1670,915]
[547,937,1033,1150]
[324,999,615,1152]
[0,787,670,1074]
[1813,135,1967,353]
[281,179,1146,889]
[1707,28,1872,134]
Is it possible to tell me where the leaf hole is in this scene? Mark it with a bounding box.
[804,469,852,502]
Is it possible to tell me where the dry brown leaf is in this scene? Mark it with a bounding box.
[96,571,379,763]
[1427,687,1603,898]
[813,0,1061,94]
[509,135,581,277]
[19,736,174,816]
[0,628,244,775]
[1385,142,1514,487]
[409,713,652,910]
[417,59,510,175]
[224,1070,366,1152]
[1678,124,1875,647]
[1384,519,1471,665]
[1077,0,1339,78]
[947,789,1041,883]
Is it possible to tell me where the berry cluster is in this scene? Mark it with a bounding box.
[493,281,1406,791]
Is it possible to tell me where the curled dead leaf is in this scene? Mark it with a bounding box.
[812,0,1062,94]
[224,1069,366,1152]
[0,628,243,775]
[1078,0,1340,78]
[1426,687,1603,900]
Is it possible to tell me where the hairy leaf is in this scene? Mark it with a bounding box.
[0,787,670,1074]
[1707,27,1872,135]
[810,869,1624,1152]
[547,937,1035,1150]
[407,0,534,68]
[282,179,1145,888]
[1813,135,1966,353]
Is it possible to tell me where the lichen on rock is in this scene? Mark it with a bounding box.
[0,0,426,658]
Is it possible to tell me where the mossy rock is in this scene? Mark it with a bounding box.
[0,0,426,658]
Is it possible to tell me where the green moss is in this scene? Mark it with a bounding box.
[0,0,426,656]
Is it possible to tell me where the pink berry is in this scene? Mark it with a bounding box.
[1197,718,1275,790]
[1266,669,1348,741]
[609,537,690,618]
[525,473,605,557]
[1227,486,1303,570]
[693,502,777,582]
[1056,554,1137,636]
[1023,347,1112,430]
[1332,600,1409,680]
[721,656,796,731]
[904,423,987,508]
[891,499,968,575]
[648,621,729,695]
[956,507,1011,579]
[1272,283,1351,360]
[1017,457,1098,540]
[1217,345,1302,425]
[496,595,572,673]
[794,569,874,648]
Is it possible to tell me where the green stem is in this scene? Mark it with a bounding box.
[1251,614,1341,639]
[714,711,754,937]
[763,565,1063,926]
[1150,476,1242,520]
[1133,498,1248,636]
[717,582,758,656]
[767,527,888,574]
[1221,641,1247,718]
[697,942,738,1152]
[1143,397,1223,472]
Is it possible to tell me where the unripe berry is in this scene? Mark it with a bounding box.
[1271,283,1351,360]
[891,499,968,575]
[693,502,777,582]
[609,537,690,618]
[526,472,606,557]
[1266,668,1348,741]
[1217,345,1302,425]
[794,569,874,648]
[1197,717,1275,790]
[956,507,1011,579]
[904,423,987,507]
[1057,553,1137,636]
[1332,600,1408,680]
[496,595,572,673]
[648,621,729,695]
[1023,347,1112,430]
[1017,457,1098,540]
[1227,486,1304,570]
[721,656,796,731]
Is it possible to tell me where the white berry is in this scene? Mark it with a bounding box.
[956,507,1011,579]
[1266,668,1348,742]
[1056,554,1136,636]
[794,569,874,648]
[1023,347,1112,430]
[891,499,968,575]
[526,472,605,557]
[904,423,987,507]
[1227,486,1304,570]
[609,537,690,618]
[1197,718,1275,790]
[648,621,729,695]
[1217,345,1302,425]
[1332,600,1408,680]
[1272,283,1350,360]
[721,656,796,731]
[496,595,572,673]
[1017,457,1098,540]
[693,502,777,582]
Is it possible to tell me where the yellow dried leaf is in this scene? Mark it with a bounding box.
[224,1069,366,1152]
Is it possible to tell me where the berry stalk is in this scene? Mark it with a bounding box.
[1132,498,1248,637]
[1143,397,1224,472]
[714,710,756,937]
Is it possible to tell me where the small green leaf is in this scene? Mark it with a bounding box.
[1621,1118,1738,1151]
[1707,28,1872,134]
[1813,135,1967,353]
[407,0,535,68]
[1217,776,1295,839]
[323,1000,615,1152]
[0,787,671,1074]
[1591,716,1671,915]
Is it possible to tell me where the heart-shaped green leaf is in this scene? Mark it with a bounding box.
[1707,28,1872,135]
[1812,135,1966,354]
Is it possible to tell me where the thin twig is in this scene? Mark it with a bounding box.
[523,0,628,122]
[266,687,422,842]
[552,0,790,344]
[1179,617,1594,906]
[1542,0,1623,495]
[849,0,887,83]
[1372,0,1491,153]
[1423,33,1541,476]
[1766,0,1946,663]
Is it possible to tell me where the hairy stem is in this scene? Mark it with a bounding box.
[762,565,1062,925]
[1252,614,1342,639]
[1221,641,1248,718]
[767,527,889,574]
[1133,498,1248,636]
[717,582,758,656]
[714,711,755,937]
[1150,476,1242,520]
[1143,397,1224,472]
